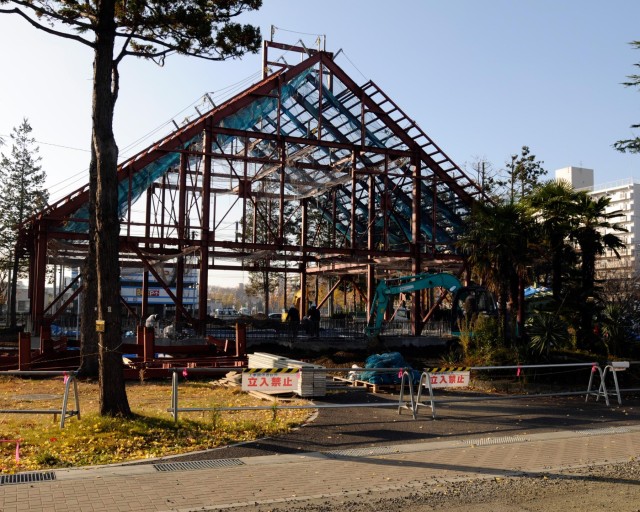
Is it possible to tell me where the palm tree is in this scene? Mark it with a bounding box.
[457,201,534,344]
[569,192,626,350]
[524,180,578,302]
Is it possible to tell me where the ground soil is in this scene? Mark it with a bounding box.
[225,459,640,511]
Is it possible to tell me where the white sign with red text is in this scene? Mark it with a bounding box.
[424,371,470,388]
[242,369,300,393]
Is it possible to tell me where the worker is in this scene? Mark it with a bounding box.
[286,305,300,339]
[145,314,159,329]
[163,323,176,339]
[308,304,320,338]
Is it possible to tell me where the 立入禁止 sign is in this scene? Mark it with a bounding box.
[241,368,300,392]
[423,369,470,388]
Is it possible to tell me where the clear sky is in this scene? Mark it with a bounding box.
[1,0,640,286]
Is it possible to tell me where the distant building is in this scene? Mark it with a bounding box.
[555,167,639,278]
[555,166,594,190]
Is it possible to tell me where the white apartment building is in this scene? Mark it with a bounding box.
[555,166,640,278]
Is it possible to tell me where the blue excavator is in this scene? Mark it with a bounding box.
[365,272,496,338]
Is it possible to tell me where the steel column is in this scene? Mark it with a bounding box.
[199,122,212,330]
[411,154,422,335]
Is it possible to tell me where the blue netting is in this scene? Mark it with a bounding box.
[62,70,318,234]
[215,68,314,150]
[62,136,199,233]
[358,352,421,385]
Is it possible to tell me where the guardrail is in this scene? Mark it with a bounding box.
[167,361,635,423]
[401,362,606,419]
[167,367,409,422]
[0,370,81,428]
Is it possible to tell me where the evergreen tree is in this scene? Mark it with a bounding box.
[505,146,546,203]
[0,119,48,328]
[0,1,262,416]
[456,201,535,343]
[466,157,503,202]
[524,180,578,302]
[568,192,626,351]
[614,41,640,154]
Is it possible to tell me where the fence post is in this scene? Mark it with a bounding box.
[18,332,31,370]
[39,325,52,354]
[143,327,154,362]
[398,369,417,419]
[235,323,246,357]
[171,371,179,422]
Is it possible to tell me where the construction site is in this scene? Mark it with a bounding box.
[5,39,488,376]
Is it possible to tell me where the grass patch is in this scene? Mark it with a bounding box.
[0,376,311,473]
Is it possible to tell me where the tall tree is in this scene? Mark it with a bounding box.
[524,180,578,302]
[466,157,502,202]
[568,192,626,350]
[614,41,640,154]
[79,146,98,377]
[457,201,534,343]
[0,1,262,416]
[504,146,546,203]
[0,119,48,328]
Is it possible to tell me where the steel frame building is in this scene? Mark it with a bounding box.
[21,41,484,336]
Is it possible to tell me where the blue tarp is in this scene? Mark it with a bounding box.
[358,352,421,385]
[524,286,551,298]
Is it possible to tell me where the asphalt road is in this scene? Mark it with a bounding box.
[157,385,640,463]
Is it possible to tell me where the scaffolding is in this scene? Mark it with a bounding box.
[20,41,486,337]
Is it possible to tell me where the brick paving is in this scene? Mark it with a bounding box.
[0,426,639,512]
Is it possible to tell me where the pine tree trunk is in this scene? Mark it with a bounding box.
[79,148,99,378]
[93,1,131,416]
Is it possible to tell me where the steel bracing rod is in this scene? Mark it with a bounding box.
[420,266,466,324]
[273,105,370,244]
[43,272,82,315]
[45,285,83,325]
[203,125,414,158]
[290,85,432,246]
[132,246,195,326]
[305,69,466,233]
[32,54,324,227]
[251,105,369,243]
[321,56,476,206]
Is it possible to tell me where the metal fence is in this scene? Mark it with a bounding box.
[0,370,81,428]
[167,367,408,422]
[203,318,452,341]
[166,360,636,422]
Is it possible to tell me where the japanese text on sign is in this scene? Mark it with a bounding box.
[424,371,470,388]
[241,369,299,392]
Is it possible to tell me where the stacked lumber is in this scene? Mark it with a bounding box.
[213,371,242,388]
[247,352,289,368]
[247,352,326,398]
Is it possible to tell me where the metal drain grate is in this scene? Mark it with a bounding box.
[462,436,530,447]
[0,472,56,485]
[573,426,631,436]
[326,446,399,458]
[154,459,245,472]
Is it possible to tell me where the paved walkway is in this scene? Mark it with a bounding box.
[0,425,639,511]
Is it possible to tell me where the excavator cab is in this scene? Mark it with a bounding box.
[451,285,497,335]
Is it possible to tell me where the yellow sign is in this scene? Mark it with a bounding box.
[95,320,105,332]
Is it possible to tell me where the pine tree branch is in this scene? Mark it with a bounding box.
[0,5,94,48]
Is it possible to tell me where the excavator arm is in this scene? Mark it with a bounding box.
[365,273,462,338]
